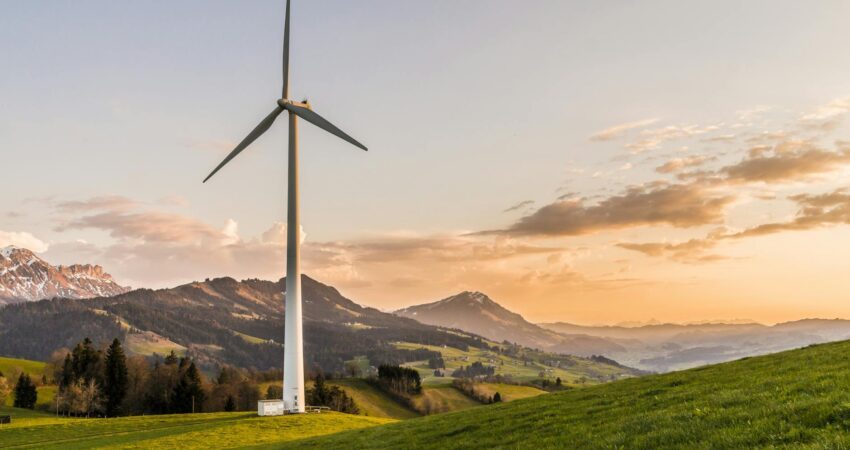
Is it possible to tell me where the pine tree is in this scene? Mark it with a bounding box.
[173,362,205,413]
[493,392,502,403]
[104,338,129,416]
[61,353,74,388]
[13,373,38,409]
[224,395,236,412]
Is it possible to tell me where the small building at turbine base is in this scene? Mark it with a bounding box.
[258,400,285,416]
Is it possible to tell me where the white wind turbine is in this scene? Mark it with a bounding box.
[203,0,367,414]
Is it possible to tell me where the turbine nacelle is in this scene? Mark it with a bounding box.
[277,99,310,109]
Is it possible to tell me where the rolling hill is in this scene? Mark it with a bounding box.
[6,339,850,448]
[0,276,638,382]
[395,291,624,356]
[0,275,483,374]
[540,319,850,372]
[287,339,850,448]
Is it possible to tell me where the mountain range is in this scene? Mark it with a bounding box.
[0,246,128,305]
[395,291,625,356]
[393,290,850,373]
[538,319,850,372]
[0,259,641,380]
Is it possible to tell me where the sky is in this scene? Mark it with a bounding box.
[2,0,850,325]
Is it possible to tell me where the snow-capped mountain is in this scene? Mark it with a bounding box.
[0,246,129,305]
[395,291,625,356]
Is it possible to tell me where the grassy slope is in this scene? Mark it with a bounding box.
[0,357,56,409]
[0,357,47,378]
[257,379,419,420]
[329,379,419,419]
[411,385,480,415]
[395,341,627,386]
[474,383,545,402]
[0,408,392,449]
[287,340,850,449]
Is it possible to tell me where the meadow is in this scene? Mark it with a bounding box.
[288,340,850,448]
[7,340,850,448]
[0,408,391,449]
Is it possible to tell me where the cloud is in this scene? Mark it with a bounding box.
[55,195,139,213]
[799,97,850,131]
[157,195,190,207]
[617,237,725,263]
[703,140,850,184]
[0,230,49,253]
[503,200,535,213]
[589,118,659,141]
[656,155,711,174]
[56,210,226,245]
[626,124,718,154]
[493,182,733,237]
[728,189,850,238]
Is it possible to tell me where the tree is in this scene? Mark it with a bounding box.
[61,379,103,417]
[493,392,502,403]
[71,337,103,384]
[60,353,74,388]
[344,360,362,378]
[13,373,38,409]
[173,362,205,413]
[0,376,11,405]
[104,338,129,416]
[307,373,358,414]
[224,395,236,412]
[266,385,282,400]
[555,377,562,386]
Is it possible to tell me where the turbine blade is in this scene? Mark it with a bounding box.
[203,106,283,183]
[284,103,368,151]
[282,0,291,98]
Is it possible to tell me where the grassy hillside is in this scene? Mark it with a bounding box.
[329,379,419,419]
[411,384,480,415]
[396,341,632,386]
[0,356,47,378]
[0,356,56,409]
[0,407,392,449]
[287,340,850,449]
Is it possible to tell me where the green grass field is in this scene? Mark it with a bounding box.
[1,357,56,409]
[395,341,627,386]
[286,340,850,449]
[411,385,480,415]
[329,379,419,419]
[0,408,392,449]
[473,383,545,402]
[0,357,47,378]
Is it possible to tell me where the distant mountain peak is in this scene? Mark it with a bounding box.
[396,290,625,356]
[0,247,129,304]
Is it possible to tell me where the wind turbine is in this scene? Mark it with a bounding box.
[203,0,367,414]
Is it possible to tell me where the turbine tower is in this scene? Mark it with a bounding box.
[203,0,367,414]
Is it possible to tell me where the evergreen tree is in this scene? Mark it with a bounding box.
[266,385,282,400]
[60,353,74,388]
[164,350,179,366]
[104,338,129,416]
[173,362,205,413]
[71,337,102,384]
[224,395,236,412]
[13,373,37,409]
[493,392,502,403]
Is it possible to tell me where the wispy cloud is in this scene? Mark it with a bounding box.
[503,200,535,213]
[589,118,659,141]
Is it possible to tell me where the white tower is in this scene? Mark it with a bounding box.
[202,0,368,415]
